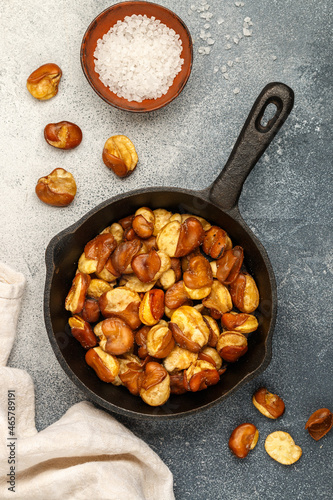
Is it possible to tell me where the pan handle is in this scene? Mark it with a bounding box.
[209,82,294,211]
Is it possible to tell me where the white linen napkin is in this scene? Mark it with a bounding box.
[0,262,174,500]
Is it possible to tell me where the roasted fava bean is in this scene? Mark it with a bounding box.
[140,362,170,406]
[132,249,161,283]
[165,281,190,310]
[198,347,222,369]
[139,289,165,326]
[87,278,113,300]
[146,321,175,358]
[265,431,302,465]
[132,207,155,239]
[84,234,117,275]
[156,220,181,257]
[35,168,76,207]
[111,239,142,275]
[65,272,91,314]
[216,246,244,285]
[27,63,62,100]
[305,408,333,441]
[99,287,141,330]
[102,135,138,178]
[44,121,82,150]
[170,305,210,352]
[81,298,100,323]
[174,217,205,258]
[203,226,232,259]
[221,311,258,334]
[184,360,220,392]
[118,355,144,395]
[95,317,134,356]
[229,272,259,313]
[163,345,198,372]
[183,255,213,289]
[135,325,151,358]
[229,423,259,458]
[216,331,248,362]
[68,315,97,349]
[202,280,233,315]
[252,387,285,419]
[85,347,119,383]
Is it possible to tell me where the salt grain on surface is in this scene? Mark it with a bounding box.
[94,15,184,102]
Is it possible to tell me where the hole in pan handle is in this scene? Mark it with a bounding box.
[209,82,294,211]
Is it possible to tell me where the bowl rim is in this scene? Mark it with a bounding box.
[80,1,193,112]
[44,186,276,419]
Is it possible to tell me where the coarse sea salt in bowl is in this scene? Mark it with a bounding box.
[81,1,193,112]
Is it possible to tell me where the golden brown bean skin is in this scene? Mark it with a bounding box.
[35,168,76,207]
[305,408,333,441]
[229,423,259,458]
[44,121,82,150]
[27,63,62,100]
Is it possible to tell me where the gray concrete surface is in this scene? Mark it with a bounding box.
[1,0,332,499]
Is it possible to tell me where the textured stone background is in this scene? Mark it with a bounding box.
[0,0,332,498]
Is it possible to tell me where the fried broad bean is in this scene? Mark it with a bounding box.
[216,246,244,285]
[139,289,165,326]
[118,354,145,395]
[174,217,205,258]
[68,315,97,349]
[221,311,258,334]
[132,248,161,283]
[99,287,141,330]
[229,272,259,313]
[146,320,175,358]
[132,207,155,239]
[87,278,113,300]
[36,168,76,207]
[81,298,100,323]
[183,255,213,289]
[65,272,91,314]
[305,408,333,441]
[153,209,172,236]
[111,239,142,275]
[165,281,190,310]
[85,347,119,383]
[216,331,248,362]
[140,362,170,406]
[203,226,232,259]
[181,214,211,231]
[229,423,259,459]
[184,360,220,392]
[202,280,233,315]
[27,63,62,100]
[265,431,302,465]
[163,345,198,372]
[95,317,134,356]
[44,121,82,150]
[135,325,151,358]
[170,305,210,353]
[84,234,117,274]
[252,388,285,419]
[102,135,138,178]
[156,220,181,257]
[198,347,222,369]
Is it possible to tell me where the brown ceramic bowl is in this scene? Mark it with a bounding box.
[80,1,193,112]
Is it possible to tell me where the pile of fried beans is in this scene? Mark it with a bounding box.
[65,208,260,407]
